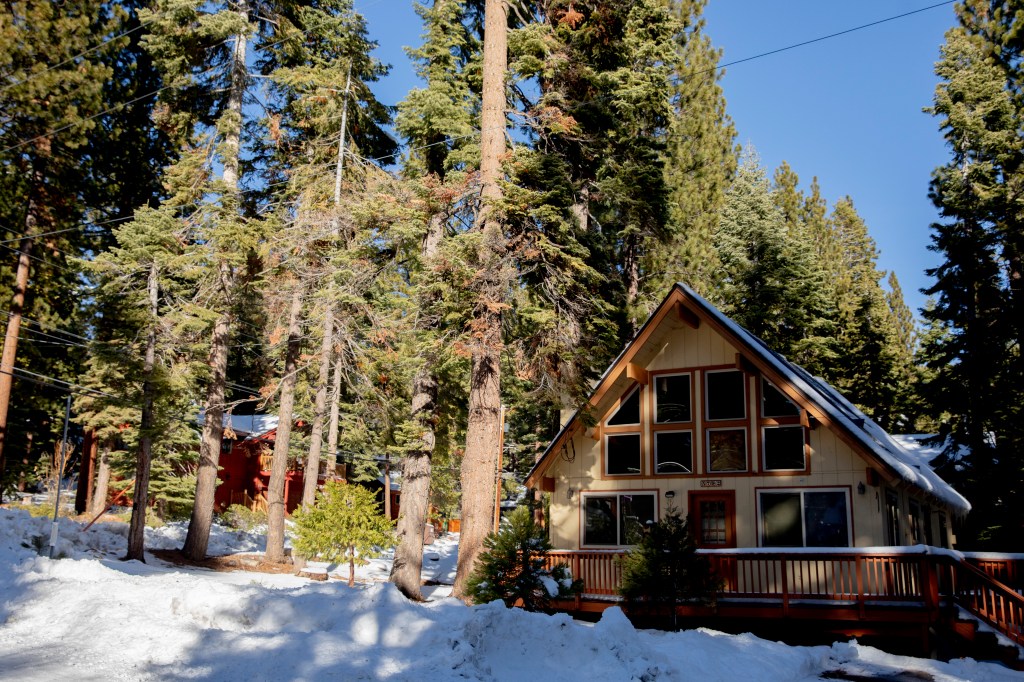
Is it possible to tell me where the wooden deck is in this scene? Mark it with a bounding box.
[543,549,1024,655]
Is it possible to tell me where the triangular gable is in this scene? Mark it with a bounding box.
[526,283,970,514]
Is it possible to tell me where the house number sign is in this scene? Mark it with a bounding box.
[699,479,723,488]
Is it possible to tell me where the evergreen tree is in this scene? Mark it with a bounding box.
[714,149,831,372]
[292,480,396,587]
[389,0,478,601]
[618,509,719,630]
[466,505,581,611]
[0,0,115,498]
[921,12,1024,548]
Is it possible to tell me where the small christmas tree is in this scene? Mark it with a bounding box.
[292,481,396,586]
[467,506,582,611]
[618,509,720,630]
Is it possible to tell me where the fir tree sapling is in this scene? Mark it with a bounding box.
[467,506,582,612]
[291,481,395,586]
[617,509,720,630]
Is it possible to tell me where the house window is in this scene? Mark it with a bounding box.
[606,433,641,475]
[654,430,693,474]
[759,489,851,547]
[583,492,656,546]
[908,499,922,544]
[885,489,902,545]
[762,426,806,471]
[607,386,640,426]
[705,369,746,421]
[707,428,747,472]
[761,379,800,418]
[655,373,691,423]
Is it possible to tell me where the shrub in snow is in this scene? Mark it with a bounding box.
[291,481,395,586]
[467,506,582,612]
[617,509,720,630]
[221,504,267,532]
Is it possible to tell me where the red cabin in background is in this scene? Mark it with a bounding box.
[206,413,328,514]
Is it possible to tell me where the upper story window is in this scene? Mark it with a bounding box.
[654,373,691,423]
[605,386,641,476]
[705,369,746,421]
[607,386,640,426]
[761,379,800,418]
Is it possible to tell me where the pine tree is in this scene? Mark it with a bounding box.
[466,505,581,611]
[389,0,478,601]
[618,509,719,630]
[714,149,831,371]
[0,0,115,498]
[921,13,1024,548]
[292,481,396,587]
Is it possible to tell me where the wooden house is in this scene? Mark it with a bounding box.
[525,285,1023,660]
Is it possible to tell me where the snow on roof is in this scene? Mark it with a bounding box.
[196,411,279,439]
[681,284,971,514]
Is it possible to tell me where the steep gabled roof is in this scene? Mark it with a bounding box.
[526,283,970,514]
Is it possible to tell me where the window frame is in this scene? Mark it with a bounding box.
[580,490,658,548]
[756,486,853,548]
[653,371,693,424]
[653,429,695,475]
[757,378,808,476]
[760,424,808,473]
[602,385,644,478]
[704,369,748,422]
[604,432,642,477]
[706,426,749,473]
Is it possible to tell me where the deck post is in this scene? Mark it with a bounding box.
[856,556,865,619]
[781,557,789,616]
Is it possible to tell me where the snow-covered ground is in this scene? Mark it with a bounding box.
[0,507,1020,681]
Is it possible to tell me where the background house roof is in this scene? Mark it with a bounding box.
[196,412,279,440]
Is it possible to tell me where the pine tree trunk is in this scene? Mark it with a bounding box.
[390,212,445,600]
[127,263,160,561]
[0,191,39,501]
[91,446,111,518]
[182,18,247,560]
[452,0,507,600]
[327,355,343,471]
[302,300,333,508]
[265,284,304,563]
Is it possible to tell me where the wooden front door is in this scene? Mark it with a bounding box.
[689,491,736,549]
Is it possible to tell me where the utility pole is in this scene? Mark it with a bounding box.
[49,394,72,559]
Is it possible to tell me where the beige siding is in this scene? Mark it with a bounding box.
[544,315,958,550]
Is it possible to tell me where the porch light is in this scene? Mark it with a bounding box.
[566,487,576,500]
[664,490,676,499]
[857,482,866,495]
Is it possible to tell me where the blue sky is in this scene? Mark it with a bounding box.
[353,1,958,318]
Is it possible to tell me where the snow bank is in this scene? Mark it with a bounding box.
[1,507,1020,681]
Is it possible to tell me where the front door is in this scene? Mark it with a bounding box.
[688,491,736,549]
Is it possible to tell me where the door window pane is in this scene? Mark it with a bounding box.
[655,374,691,423]
[607,387,640,426]
[606,433,641,475]
[708,428,747,472]
[655,431,693,474]
[584,496,617,545]
[762,379,800,417]
[700,500,728,546]
[803,491,849,547]
[761,493,802,547]
[763,426,806,471]
[706,370,746,421]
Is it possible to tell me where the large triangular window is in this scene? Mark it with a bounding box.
[606,386,640,426]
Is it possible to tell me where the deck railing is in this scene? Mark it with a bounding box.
[545,548,1023,645]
